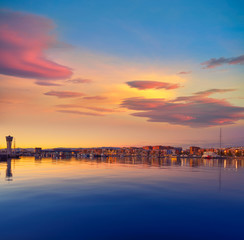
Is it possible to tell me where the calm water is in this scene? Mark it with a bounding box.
[0,156,244,240]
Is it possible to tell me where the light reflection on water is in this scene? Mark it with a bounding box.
[0,157,244,240]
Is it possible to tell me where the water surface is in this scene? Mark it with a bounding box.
[0,157,244,240]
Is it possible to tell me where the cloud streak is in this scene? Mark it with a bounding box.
[0,9,72,80]
[66,78,93,84]
[56,104,120,112]
[44,91,84,98]
[57,110,104,116]
[83,96,107,100]
[174,89,236,102]
[201,55,244,69]
[126,81,180,90]
[121,89,244,127]
[35,81,62,86]
[194,88,235,97]
[178,71,192,75]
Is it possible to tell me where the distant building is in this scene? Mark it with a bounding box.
[143,146,153,150]
[53,148,72,157]
[190,146,200,155]
[153,145,163,150]
[174,147,183,154]
[35,148,42,154]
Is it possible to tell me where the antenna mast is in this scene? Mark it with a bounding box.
[220,128,222,149]
[14,137,16,153]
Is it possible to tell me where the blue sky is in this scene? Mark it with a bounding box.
[2,0,244,61]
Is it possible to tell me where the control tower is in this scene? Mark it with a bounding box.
[6,135,13,155]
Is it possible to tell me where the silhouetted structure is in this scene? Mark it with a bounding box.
[6,135,13,155]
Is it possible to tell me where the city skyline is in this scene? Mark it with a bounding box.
[0,0,244,148]
[0,130,243,149]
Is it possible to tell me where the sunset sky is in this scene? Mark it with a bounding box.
[0,0,244,148]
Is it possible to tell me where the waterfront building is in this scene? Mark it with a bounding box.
[175,147,183,155]
[35,148,42,155]
[153,145,164,150]
[143,146,153,150]
[190,146,200,155]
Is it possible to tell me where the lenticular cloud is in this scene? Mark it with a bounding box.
[0,9,72,80]
[126,80,180,90]
[121,89,244,127]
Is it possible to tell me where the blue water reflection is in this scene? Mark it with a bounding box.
[0,157,244,240]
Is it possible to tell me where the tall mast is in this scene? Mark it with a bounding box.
[220,128,222,149]
[14,137,16,153]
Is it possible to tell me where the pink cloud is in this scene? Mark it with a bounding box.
[44,91,84,98]
[121,89,244,127]
[171,114,196,121]
[126,81,180,90]
[0,9,72,80]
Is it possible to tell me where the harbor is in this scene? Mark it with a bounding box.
[0,135,20,161]
[1,135,243,161]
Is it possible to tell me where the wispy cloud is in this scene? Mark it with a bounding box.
[44,91,84,98]
[56,104,80,108]
[126,81,180,90]
[83,96,107,100]
[85,106,120,112]
[35,81,62,86]
[174,89,236,102]
[66,78,93,84]
[0,9,72,80]
[57,110,104,116]
[56,104,120,112]
[178,71,192,75]
[201,55,244,69]
[121,89,244,127]
[194,88,235,97]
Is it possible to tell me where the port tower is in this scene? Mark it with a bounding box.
[6,135,13,155]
